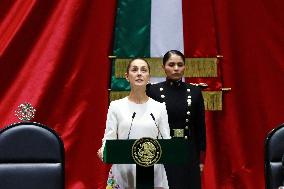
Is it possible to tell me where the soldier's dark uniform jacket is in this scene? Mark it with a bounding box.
[146,79,206,189]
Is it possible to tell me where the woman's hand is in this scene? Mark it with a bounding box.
[97,147,103,161]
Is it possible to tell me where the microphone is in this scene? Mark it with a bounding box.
[127,112,136,139]
[150,113,163,139]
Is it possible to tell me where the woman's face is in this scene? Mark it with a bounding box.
[125,59,150,87]
[163,54,185,80]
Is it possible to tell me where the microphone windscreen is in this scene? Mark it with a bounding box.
[132,112,136,119]
[150,113,155,121]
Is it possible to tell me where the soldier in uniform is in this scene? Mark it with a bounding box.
[146,50,206,189]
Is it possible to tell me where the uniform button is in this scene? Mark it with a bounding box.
[187,96,191,99]
[160,87,163,91]
[184,136,188,139]
[187,89,190,92]
[187,99,191,103]
[186,119,189,122]
[187,111,190,115]
[185,126,189,129]
[161,95,165,98]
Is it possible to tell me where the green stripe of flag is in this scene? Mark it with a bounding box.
[111,0,151,90]
[113,0,151,57]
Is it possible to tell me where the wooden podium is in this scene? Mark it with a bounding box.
[103,138,188,189]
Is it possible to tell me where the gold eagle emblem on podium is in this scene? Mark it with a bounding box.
[132,137,162,167]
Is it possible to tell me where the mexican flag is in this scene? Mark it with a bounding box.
[110,0,222,111]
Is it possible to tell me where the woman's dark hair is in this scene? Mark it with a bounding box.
[162,50,185,65]
[126,58,150,73]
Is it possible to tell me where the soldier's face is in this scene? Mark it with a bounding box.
[163,54,185,80]
[125,59,150,87]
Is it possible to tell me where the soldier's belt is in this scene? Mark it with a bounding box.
[172,129,184,137]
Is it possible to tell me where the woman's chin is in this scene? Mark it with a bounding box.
[132,82,147,87]
[169,76,182,81]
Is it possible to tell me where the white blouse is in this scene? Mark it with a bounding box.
[102,97,170,188]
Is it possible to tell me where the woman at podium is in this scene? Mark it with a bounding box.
[146,50,206,189]
[98,58,171,189]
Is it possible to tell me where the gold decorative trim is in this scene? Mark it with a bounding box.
[109,91,129,101]
[114,58,218,78]
[202,91,222,111]
[184,58,218,77]
[109,90,223,111]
